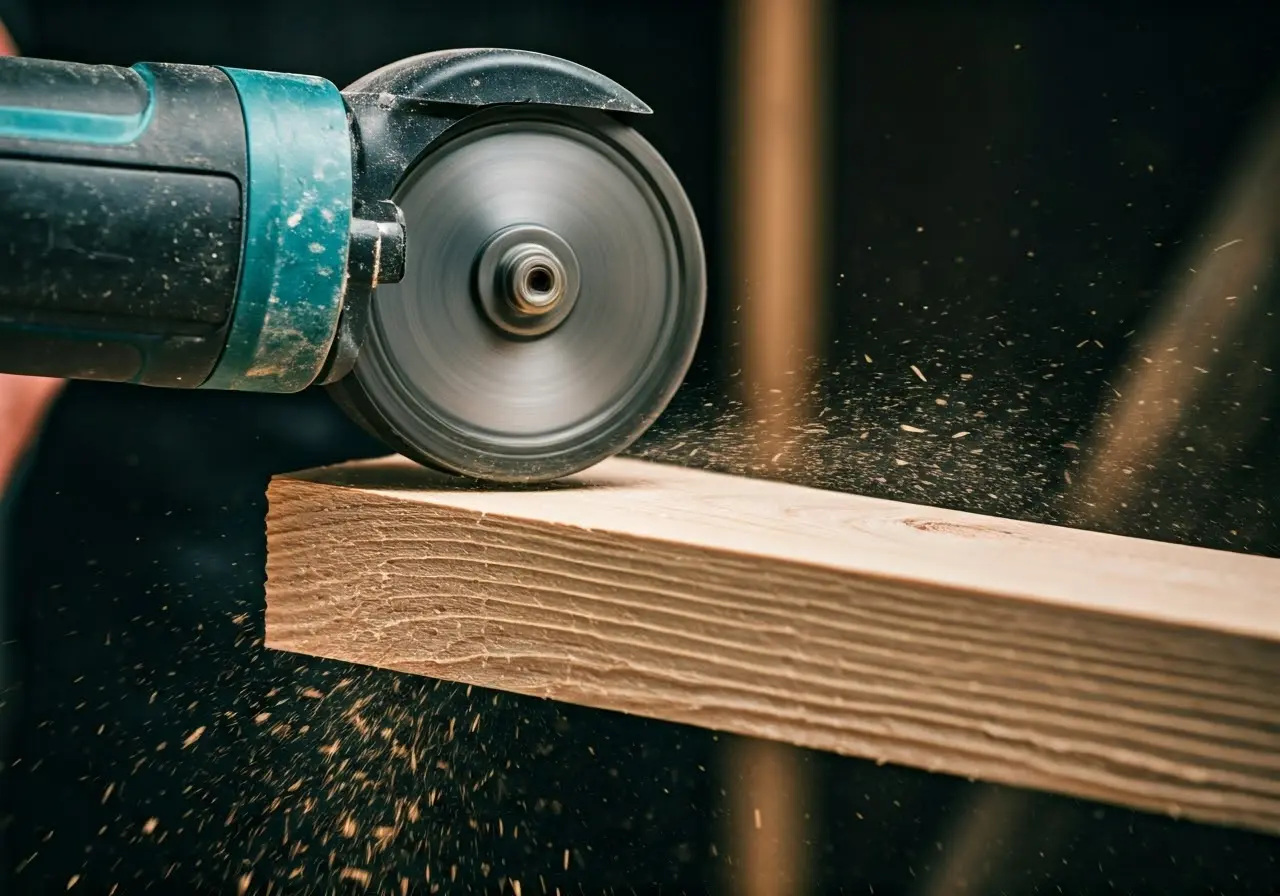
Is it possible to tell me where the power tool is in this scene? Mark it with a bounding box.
[0,49,705,482]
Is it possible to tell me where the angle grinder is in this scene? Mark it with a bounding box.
[0,49,705,482]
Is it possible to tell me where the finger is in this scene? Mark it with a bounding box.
[0,18,16,56]
[0,16,71,491]
[0,375,64,488]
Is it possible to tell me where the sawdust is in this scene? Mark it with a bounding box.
[185,640,598,895]
[630,344,1275,555]
[143,325,1253,896]
[11,278,1278,894]
[6,602,609,894]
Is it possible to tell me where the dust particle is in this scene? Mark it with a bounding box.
[339,868,371,886]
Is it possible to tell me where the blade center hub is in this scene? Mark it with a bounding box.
[474,224,581,337]
[505,246,567,314]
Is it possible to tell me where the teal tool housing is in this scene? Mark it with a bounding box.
[203,67,353,393]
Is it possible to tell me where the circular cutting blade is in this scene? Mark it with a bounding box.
[330,107,706,482]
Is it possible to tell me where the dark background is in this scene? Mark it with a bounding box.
[3,0,1280,893]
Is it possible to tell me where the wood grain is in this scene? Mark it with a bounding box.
[264,455,1280,835]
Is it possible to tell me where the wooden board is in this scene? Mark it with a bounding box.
[264,455,1280,835]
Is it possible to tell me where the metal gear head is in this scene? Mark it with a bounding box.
[329,106,706,483]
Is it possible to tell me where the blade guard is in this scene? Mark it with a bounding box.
[344,48,651,117]
[318,48,652,382]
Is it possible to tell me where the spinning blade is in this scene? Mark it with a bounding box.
[330,107,705,482]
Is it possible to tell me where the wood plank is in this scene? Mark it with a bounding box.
[264,455,1280,836]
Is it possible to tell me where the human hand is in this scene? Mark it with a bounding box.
[0,18,66,493]
[0,376,63,490]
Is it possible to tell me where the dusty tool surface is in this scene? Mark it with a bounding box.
[264,453,1280,837]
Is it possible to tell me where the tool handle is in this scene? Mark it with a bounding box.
[0,56,249,387]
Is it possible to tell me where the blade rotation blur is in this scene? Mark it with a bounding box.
[333,108,704,482]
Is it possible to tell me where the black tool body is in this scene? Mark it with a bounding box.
[0,57,249,386]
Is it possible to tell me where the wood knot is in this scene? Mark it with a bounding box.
[903,517,1017,540]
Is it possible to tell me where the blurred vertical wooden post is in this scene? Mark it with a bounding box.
[721,0,828,891]
[728,0,829,456]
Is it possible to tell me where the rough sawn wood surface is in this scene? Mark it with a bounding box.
[264,455,1280,835]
